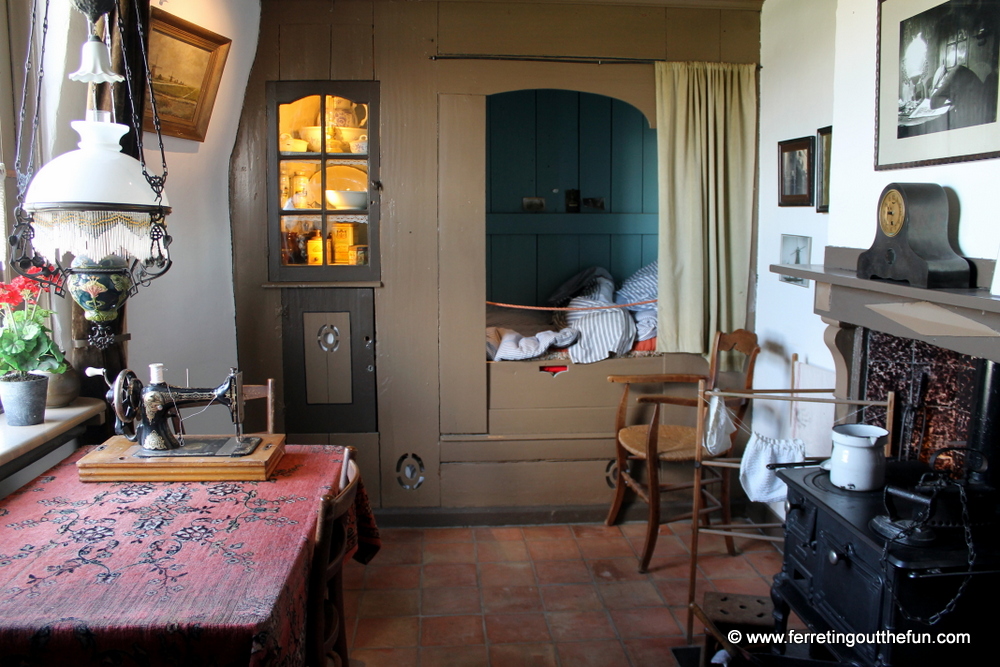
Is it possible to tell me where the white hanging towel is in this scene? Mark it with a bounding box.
[702,395,736,456]
[739,434,805,503]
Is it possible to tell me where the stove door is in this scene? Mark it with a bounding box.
[812,528,882,663]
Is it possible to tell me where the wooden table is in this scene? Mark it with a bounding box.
[0,444,379,666]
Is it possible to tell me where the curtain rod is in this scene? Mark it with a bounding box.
[430,53,655,65]
[430,54,762,68]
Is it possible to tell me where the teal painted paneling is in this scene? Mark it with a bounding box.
[610,99,645,214]
[486,236,493,297]
[579,93,612,209]
[579,235,612,273]
[486,91,657,304]
[489,235,537,305]
[536,90,580,213]
[610,234,643,282]
[642,123,658,213]
[641,234,658,267]
[489,91,536,213]
[486,213,657,235]
[536,234,581,303]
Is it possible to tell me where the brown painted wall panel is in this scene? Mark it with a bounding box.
[441,436,615,462]
[665,8,721,61]
[279,24,332,79]
[330,1,375,80]
[488,355,705,409]
[437,60,658,127]
[373,1,443,507]
[440,460,615,506]
[440,459,695,507]
[438,2,667,60]
[720,10,760,64]
[439,94,488,435]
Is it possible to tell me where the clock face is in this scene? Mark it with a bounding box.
[879,188,905,237]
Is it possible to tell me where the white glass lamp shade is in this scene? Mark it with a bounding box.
[69,36,124,84]
[23,120,171,265]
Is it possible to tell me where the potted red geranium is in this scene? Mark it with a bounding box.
[0,273,68,425]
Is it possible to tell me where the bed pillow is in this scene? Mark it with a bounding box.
[614,261,657,312]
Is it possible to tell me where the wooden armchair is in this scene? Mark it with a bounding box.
[605,330,760,572]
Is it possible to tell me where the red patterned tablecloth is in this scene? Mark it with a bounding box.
[0,444,380,666]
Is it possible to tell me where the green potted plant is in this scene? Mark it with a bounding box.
[0,272,68,425]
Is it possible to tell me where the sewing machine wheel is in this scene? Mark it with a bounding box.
[112,370,141,440]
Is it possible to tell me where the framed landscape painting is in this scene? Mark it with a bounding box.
[143,8,232,142]
[876,0,1000,169]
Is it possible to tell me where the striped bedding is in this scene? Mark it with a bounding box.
[487,262,659,364]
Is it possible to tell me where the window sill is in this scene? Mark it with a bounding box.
[0,397,106,493]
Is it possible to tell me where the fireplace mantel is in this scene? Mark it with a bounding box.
[771,247,1000,363]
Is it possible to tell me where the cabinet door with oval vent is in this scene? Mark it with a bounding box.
[282,288,376,434]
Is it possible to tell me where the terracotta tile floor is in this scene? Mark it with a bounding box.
[343,521,783,666]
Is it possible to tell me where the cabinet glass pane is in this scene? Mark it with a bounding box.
[279,159,322,210]
[280,215,322,266]
[327,216,369,266]
[279,95,322,153]
[324,95,369,155]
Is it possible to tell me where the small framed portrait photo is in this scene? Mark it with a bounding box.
[778,136,815,206]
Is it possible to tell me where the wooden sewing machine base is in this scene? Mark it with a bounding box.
[77,434,286,482]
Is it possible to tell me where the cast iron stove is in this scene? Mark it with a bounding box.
[771,465,999,666]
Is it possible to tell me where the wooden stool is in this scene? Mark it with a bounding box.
[701,592,774,665]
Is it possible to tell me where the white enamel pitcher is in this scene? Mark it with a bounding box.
[827,424,888,491]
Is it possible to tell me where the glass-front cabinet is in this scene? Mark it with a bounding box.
[266,81,379,281]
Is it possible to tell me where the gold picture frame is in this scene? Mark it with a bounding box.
[142,8,231,142]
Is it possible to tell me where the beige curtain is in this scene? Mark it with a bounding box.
[655,61,757,354]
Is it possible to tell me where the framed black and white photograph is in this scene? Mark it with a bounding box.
[780,234,812,287]
[876,0,1000,169]
[816,126,832,212]
[778,137,814,206]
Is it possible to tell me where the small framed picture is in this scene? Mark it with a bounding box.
[816,126,832,213]
[780,234,812,287]
[778,137,814,206]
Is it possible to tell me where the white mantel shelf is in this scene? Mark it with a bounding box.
[0,398,106,471]
[770,248,1000,362]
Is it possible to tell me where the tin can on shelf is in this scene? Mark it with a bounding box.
[306,230,323,265]
[349,245,368,265]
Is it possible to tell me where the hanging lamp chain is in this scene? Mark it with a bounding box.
[13,0,50,208]
[116,2,168,203]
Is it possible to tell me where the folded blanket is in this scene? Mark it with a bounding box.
[487,326,579,361]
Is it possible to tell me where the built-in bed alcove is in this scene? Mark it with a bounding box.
[437,89,708,510]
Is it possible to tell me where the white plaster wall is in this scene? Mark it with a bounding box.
[127,0,259,433]
[754,0,838,439]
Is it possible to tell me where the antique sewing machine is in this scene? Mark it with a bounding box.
[99,364,261,456]
[77,364,284,482]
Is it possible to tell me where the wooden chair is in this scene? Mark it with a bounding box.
[605,330,760,572]
[242,378,276,434]
[306,451,359,667]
